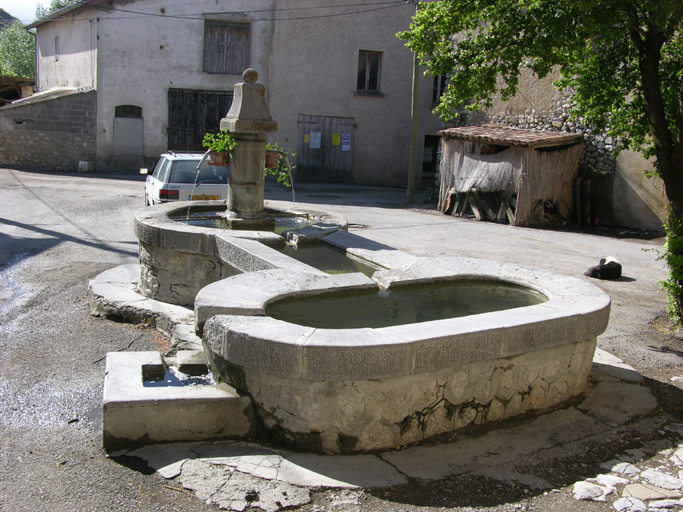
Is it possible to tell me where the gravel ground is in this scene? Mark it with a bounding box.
[1,168,682,512]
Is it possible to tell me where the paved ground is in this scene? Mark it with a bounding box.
[1,168,682,512]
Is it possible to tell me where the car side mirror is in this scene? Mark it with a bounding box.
[139,168,149,175]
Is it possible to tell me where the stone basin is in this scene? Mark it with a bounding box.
[134,200,347,307]
[197,247,610,454]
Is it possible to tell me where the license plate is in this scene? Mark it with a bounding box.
[191,195,219,201]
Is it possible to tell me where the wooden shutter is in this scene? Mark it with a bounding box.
[203,21,250,75]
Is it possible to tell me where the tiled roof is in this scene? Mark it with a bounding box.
[439,124,583,148]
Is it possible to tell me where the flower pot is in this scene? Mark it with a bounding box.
[208,151,230,167]
[265,151,279,169]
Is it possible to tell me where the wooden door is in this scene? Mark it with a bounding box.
[167,89,233,151]
[297,115,354,182]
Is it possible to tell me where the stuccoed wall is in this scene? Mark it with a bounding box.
[0,91,96,170]
[268,0,443,187]
[34,13,96,91]
[93,0,277,171]
[612,151,667,231]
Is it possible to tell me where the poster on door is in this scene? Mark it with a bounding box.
[341,133,351,151]
[309,131,322,149]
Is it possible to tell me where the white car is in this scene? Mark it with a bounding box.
[142,152,229,205]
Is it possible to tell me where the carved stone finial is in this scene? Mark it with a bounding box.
[243,68,258,84]
[220,69,277,134]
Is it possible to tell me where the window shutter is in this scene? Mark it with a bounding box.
[203,21,250,75]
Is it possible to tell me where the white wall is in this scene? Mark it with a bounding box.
[268,0,442,186]
[90,0,276,168]
[35,12,96,90]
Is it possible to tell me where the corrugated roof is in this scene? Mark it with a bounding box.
[0,86,94,110]
[439,124,583,148]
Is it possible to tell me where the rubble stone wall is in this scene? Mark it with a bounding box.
[0,91,96,171]
[227,338,597,454]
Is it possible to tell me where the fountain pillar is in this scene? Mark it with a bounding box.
[220,69,277,224]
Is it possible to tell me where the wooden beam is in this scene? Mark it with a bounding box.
[468,192,483,221]
[500,192,516,225]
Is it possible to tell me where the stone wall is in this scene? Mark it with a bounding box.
[211,337,597,454]
[0,90,96,171]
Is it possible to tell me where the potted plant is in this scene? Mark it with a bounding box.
[202,129,237,166]
[264,143,296,188]
[265,150,280,169]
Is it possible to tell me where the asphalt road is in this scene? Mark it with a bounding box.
[0,168,681,512]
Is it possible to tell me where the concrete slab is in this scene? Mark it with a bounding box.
[180,458,311,512]
[380,407,611,481]
[577,380,658,426]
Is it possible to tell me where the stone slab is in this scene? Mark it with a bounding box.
[88,264,195,341]
[380,407,609,481]
[103,352,253,451]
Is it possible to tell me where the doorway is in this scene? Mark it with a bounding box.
[112,105,143,170]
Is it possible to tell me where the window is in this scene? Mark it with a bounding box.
[153,158,172,183]
[432,75,447,104]
[115,105,143,118]
[357,50,382,93]
[203,21,251,75]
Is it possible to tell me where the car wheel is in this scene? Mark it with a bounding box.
[144,195,150,206]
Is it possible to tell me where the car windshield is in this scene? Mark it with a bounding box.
[169,161,228,184]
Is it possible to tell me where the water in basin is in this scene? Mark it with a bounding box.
[142,365,215,387]
[277,243,377,277]
[266,280,546,329]
[170,207,314,234]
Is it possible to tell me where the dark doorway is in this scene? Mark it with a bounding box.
[421,134,441,188]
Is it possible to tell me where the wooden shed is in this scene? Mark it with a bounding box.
[438,124,584,227]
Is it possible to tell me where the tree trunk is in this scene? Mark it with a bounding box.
[631,19,683,321]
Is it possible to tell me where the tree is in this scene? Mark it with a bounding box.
[399,0,683,321]
[35,0,79,20]
[0,21,34,78]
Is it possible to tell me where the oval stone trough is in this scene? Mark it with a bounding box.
[196,253,610,454]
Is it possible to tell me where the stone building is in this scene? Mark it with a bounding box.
[0,0,443,187]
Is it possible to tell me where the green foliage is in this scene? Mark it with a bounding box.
[0,21,35,78]
[398,0,682,162]
[35,0,78,20]
[399,0,683,320]
[265,143,296,188]
[202,129,237,154]
[660,213,683,325]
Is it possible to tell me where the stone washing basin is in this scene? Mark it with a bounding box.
[196,251,610,454]
[134,201,347,307]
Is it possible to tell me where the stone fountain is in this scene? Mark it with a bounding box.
[94,69,611,454]
[220,68,277,227]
